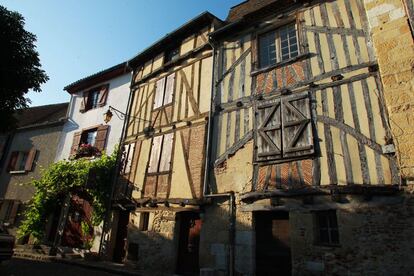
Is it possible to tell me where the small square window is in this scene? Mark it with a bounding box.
[164,47,179,64]
[314,210,339,245]
[258,23,299,68]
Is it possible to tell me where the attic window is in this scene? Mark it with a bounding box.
[86,89,100,110]
[258,23,299,68]
[164,47,179,64]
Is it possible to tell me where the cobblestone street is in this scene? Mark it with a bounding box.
[0,258,123,276]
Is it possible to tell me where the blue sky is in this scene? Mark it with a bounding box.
[2,0,241,106]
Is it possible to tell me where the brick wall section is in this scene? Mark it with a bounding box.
[364,0,414,179]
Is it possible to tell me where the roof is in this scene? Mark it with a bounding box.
[211,0,298,40]
[128,12,223,68]
[64,62,130,94]
[14,102,69,129]
[226,0,279,22]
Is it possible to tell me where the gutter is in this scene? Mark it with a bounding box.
[99,62,134,256]
[203,36,236,276]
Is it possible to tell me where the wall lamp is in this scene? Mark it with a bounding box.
[104,105,155,137]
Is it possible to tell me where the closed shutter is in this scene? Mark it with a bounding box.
[123,143,135,175]
[24,148,37,171]
[80,92,88,113]
[70,132,82,156]
[154,78,166,109]
[159,132,174,172]
[7,201,20,225]
[256,92,313,161]
[95,125,109,151]
[7,151,19,172]
[281,92,313,158]
[163,73,175,105]
[98,84,109,107]
[148,135,163,173]
[257,98,282,161]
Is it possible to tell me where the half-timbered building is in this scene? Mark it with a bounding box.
[201,0,414,275]
[108,12,222,274]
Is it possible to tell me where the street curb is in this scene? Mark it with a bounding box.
[52,258,139,276]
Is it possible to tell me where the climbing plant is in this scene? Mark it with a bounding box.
[18,149,118,242]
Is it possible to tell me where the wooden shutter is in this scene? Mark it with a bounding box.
[163,73,175,105]
[7,151,19,172]
[123,143,135,175]
[98,84,109,107]
[154,77,166,109]
[257,98,283,161]
[159,132,174,172]
[24,148,37,171]
[95,125,109,151]
[70,131,82,156]
[256,92,313,161]
[281,92,313,158]
[80,91,88,113]
[7,201,20,225]
[148,135,163,173]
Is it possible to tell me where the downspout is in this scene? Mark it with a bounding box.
[99,61,134,256]
[203,36,236,276]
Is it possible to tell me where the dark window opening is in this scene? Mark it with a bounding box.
[86,89,100,111]
[139,212,149,231]
[314,210,339,245]
[164,47,180,64]
[258,23,298,68]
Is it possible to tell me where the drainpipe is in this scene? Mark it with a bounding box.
[203,36,236,276]
[99,61,134,256]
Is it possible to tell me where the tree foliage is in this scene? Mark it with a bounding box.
[0,5,49,131]
[18,150,118,242]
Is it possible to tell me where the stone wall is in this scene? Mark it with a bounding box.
[291,194,414,275]
[127,210,177,275]
[364,0,414,179]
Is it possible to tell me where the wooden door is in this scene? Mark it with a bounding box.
[255,211,291,276]
[176,212,202,275]
[62,194,93,248]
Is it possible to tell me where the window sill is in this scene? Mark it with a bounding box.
[313,243,341,248]
[251,53,310,77]
[9,170,27,175]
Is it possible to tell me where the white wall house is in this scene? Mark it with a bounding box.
[56,63,131,161]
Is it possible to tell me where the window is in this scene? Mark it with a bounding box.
[139,212,150,231]
[256,92,313,162]
[259,23,299,68]
[70,125,109,157]
[86,89,100,110]
[164,47,179,63]
[314,210,339,245]
[81,128,97,146]
[79,84,109,112]
[153,73,175,109]
[7,149,37,173]
[148,133,174,174]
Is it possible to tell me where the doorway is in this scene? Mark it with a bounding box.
[255,211,291,275]
[113,210,130,263]
[176,212,202,275]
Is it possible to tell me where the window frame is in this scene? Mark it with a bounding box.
[164,47,180,64]
[80,128,98,146]
[257,22,299,69]
[314,210,340,246]
[85,89,100,111]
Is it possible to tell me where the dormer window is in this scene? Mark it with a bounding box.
[164,47,179,64]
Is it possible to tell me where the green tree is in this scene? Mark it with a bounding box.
[0,5,48,131]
